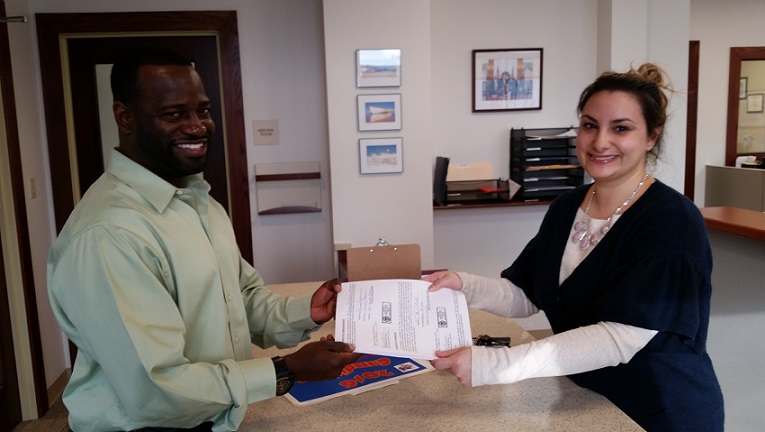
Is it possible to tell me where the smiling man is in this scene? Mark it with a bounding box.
[47,46,360,432]
[111,50,213,185]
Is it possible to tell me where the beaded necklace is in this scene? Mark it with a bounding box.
[571,172,649,250]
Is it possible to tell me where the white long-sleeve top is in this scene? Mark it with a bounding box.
[463,211,658,387]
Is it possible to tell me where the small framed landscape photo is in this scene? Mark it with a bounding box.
[356,49,401,87]
[359,137,403,174]
[357,94,402,131]
[472,48,543,112]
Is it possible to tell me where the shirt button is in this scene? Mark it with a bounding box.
[234,336,239,343]
[227,294,232,302]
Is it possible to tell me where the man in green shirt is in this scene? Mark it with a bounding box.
[47,46,360,432]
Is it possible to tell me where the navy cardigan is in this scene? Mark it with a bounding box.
[502,180,724,431]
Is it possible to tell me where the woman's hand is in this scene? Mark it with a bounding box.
[422,271,464,292]
[430,346,472,386]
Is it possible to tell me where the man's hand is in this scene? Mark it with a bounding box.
[310,278,341,324]
[283,338,362,381]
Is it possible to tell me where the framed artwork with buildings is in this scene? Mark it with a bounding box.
[359,138,403,174]
[472,48,543,112]
[357,94,402,131]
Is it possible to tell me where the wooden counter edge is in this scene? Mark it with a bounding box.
[699,206,765,242]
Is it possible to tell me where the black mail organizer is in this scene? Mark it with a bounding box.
[510,127,584,202]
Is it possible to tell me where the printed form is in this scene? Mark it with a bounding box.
[335,279,472,360]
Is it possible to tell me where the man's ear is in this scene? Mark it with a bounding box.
[113,101,134,134]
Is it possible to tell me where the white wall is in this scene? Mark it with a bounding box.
[430,0,596,179]
[238,1,336,284]
[428,0,599,329]
[323,0,436,268]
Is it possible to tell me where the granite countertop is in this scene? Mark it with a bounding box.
[240,281,644,432]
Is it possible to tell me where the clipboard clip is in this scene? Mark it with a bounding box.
[372,237,399,251]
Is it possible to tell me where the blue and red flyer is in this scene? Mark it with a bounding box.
[285,354,431,406]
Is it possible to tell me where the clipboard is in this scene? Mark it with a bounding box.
[346,243,421,281]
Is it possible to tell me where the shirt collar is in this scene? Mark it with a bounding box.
[107,149,211,213]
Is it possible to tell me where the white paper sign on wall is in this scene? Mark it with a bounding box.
[253,119,279,145]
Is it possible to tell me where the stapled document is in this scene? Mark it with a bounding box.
[335,279,472,360]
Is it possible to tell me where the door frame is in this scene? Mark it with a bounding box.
[35,11,253,262]
[1,0,44,424]
[685,40,699,200]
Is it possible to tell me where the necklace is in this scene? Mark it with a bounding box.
[571,172,649,250]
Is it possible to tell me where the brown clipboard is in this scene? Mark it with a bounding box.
[345,244,421,281]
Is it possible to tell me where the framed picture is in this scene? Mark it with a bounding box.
[357,94,402,131]
[359,138,403,174]
[356,49,401,87]
[472,48,543,112]
[747,93,764,113]
[740,77,748,99]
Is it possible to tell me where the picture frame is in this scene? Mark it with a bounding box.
[356,49,401,87]
[357,94,402,131]
[740,77,748,99]
[472,48,543,112]
[359,138,403,174]
[747,93,764,113]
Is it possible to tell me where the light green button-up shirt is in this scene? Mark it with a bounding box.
[48,150,318,432]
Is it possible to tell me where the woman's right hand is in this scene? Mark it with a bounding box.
[423,271,463,292]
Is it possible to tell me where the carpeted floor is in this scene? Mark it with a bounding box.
[12,397,68,432]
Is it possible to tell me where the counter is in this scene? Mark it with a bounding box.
[238,282,643,431]
[699,206,765,241]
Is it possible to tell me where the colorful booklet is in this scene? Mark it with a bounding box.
[285,353,432,406]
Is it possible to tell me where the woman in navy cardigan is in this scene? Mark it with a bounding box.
[426,63,724,431]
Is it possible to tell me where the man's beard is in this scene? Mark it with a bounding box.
[134,128,208,180]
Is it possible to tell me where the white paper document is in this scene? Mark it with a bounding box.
[335,279,473,360]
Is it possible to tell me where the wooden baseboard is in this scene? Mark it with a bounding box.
[47,368,70,406]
